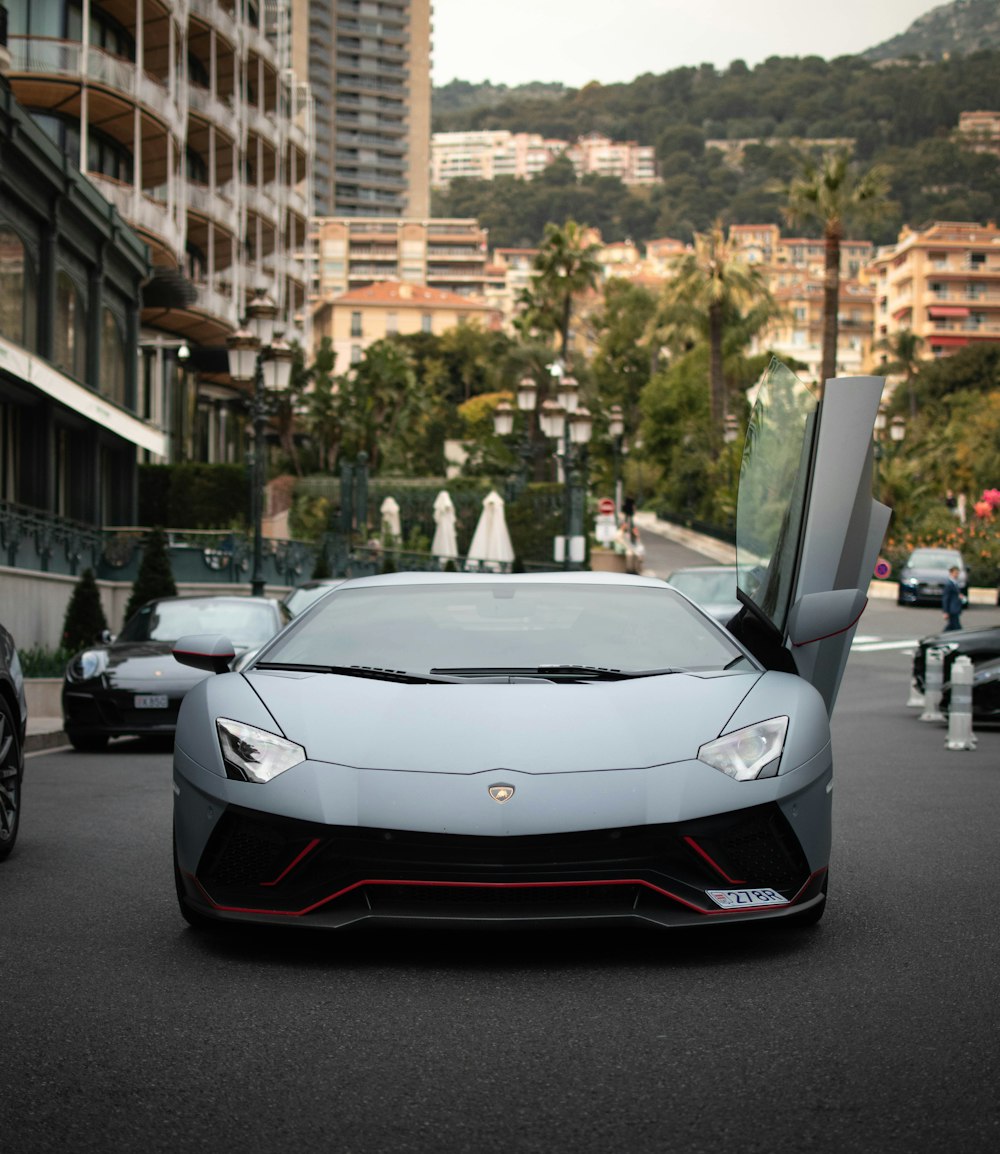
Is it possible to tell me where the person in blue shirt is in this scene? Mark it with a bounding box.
[942,565,964,632]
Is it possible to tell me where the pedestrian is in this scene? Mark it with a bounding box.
[942,565,964,632]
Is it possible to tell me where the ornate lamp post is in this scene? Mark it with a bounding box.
[492,375,541,500]
[538,374,593,569]
[226,292,294,596]
[608,404,625,517]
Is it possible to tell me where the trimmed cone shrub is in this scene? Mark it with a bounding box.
[123,526,177,624]
[62,569,109,654]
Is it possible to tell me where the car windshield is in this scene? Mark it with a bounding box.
[284,584,340,616]
[259,581,749,674]
[667,569,739,603]
[119,599,278,648]
[910,552,960,570]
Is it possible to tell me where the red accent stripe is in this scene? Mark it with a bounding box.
[791,600,868,647]
[682,836,747,884]
[187,867,828,919]
[260,838,321,887]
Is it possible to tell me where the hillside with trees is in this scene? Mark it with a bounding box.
[431,50,1000,248]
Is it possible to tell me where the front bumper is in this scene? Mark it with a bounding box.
[63,686,183,738]
[174,750,832,930]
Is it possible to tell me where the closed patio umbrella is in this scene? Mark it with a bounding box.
[431,490,459,565]
[380,496,401,542]
[466,490,515,572]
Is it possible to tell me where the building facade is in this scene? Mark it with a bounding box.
[870,220,1000,358]
[313,279,500,368]
[4,0,313,470]
[295,0,430,218]
[430,130,657,189]
[1,71,156,528]
[728,224,876,381]
[311,216,492,304]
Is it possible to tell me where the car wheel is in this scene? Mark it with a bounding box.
[0,698,23,862]
[68,732,109,753]
[173,831,220,931]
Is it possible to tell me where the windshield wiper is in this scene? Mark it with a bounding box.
[254,662,461,684]
[430,665,684,681]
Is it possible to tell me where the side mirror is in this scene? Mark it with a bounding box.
[173,634,237,674]
[787,589,867,647]
[101,629,113,644]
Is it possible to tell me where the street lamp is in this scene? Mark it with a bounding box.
[226,292,294,596]
[608,404,625,516]
[538,374,592,569]
[492,376,541,499]
[872,409,905,503]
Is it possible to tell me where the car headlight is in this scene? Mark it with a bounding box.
[902,577,919,586]
[216,718,306,784]
[698,717,788,782]
[67,650,109,682]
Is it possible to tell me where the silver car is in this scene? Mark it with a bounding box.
[172,362,889,932]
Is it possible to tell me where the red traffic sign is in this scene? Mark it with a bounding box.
[874,557,891,580]
[598,497,615,516]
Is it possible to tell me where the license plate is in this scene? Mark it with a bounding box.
[134,694,169,709]
[706,888,788,909]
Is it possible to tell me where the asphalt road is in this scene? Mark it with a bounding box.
[2,598,999,1154]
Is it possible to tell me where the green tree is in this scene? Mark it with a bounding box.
[304,338,342,473]
[783,148,890,387]
[62,569,109,654]
[124,526,177,625]
[517,219,601,362]
[649,221,775,433]
[874,328,925,420]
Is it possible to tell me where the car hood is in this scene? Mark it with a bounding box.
[920,622,1000,647]
[105,642,210,685]
[243,668,762,773]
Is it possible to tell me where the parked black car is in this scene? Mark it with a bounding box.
[941,655,1000,725]
[897,547,968,607]
[62,595,288,751]
[1,621,28,861]
[911,619,1000,693]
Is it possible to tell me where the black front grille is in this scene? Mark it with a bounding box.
[196,802,810,917]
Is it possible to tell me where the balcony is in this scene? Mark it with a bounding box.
[188,0,240,46]
[9,38,183,139]
[86,174,184,260]
[186,83,237,141]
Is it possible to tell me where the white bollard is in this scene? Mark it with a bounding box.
[907,677,925,708]
[919,647,946,723]
[945,655,977,751]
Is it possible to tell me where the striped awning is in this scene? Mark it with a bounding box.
[928,306,970,317]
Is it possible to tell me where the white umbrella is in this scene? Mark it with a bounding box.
[431,490,459,564]
[465,490,515,572]
[380,496,401,542]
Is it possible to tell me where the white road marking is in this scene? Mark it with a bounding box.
[851,638,919,653]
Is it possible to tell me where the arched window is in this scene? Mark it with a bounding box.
[0,226,37,350]
[54,270,87,380]
[100,308,126,407]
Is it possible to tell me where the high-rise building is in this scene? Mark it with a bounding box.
[296,0,431,218]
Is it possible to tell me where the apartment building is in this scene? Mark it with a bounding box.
[956,111,1000,157]
[312,216,492,304]
[294,0,430,217]
[870,220,1000,357]
[431,130,657,188]
[314,279,501,368]
[728,225,876,380]
[4,0,313,472]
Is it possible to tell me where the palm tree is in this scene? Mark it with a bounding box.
[784,149,890,390]
[651,222,775,433]
[875,328,925,420]
[517,220,601,363]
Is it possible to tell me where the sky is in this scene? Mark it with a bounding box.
[431,0,947,88]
